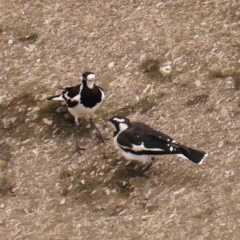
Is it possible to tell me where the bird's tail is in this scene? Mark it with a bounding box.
[179,146,208,164]
[47,95,64,101]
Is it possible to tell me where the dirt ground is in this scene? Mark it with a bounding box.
[1,0,240,239]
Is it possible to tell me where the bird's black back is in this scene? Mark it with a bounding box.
[117,122,181,154]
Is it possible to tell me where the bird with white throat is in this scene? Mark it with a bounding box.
[47,72,105,153]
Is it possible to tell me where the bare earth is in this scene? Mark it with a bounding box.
[1,0,240,239]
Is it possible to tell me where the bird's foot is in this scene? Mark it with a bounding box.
[130,162,152,178]
[74,145,86,155]
[130,166,149,178]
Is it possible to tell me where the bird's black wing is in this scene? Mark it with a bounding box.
[61,84,81,108]
[63,84,81,98]
[117,122,182,155]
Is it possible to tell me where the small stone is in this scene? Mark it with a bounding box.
[159,65,172,76]
[225,170,234,177]
[0,203,5,209]
[32,149,38,155]
[118,209,127,216]
[141,215,152,221]
[90,190,97,195]
[104,188,110,196]
[8,39,13,45]
[143,84,151,94]
[108,62,115,68]
[173,187,185,195]
[60,198,65,205]
[42,118,53,126]
[218,141,224,148]
[80,180,85,185]
[195,80,201,87]
[156,2,163,7]
[24,43,36,51]
[36,58,41,63]
[11,187,18,193]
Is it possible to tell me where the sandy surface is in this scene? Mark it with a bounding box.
[1,0,240,239]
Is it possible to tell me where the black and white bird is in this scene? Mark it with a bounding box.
[47,72,105,153]
[106,116,208,175]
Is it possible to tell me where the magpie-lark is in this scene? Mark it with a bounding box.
[47,72,105,153]
[106,116,208,176]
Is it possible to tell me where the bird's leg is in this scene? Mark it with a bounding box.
[141,161,153,174]
[132,161,153,178]
[89,118,105,144]
[74,119,85,154]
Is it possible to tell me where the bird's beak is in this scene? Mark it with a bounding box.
[104,118,111,122]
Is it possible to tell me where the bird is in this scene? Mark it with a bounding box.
[105,116,208,176]
[47,72,105,153]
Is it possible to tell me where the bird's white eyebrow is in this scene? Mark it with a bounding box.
[113,118,125,122]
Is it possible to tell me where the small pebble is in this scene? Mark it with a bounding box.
[141,215,152,221]
[105,188,110,196]
[8,39,13,45]
[225,170,234,177]
[32,149,39,155]
[42,118,53,126]
[218,141,224,148]
[60,198,66,205]
[159,65,172,76]
[173,187,185,195]
[108,62,115,68]
[11,187,18,193]
[195,80,201,87]
[80,180,85,185]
